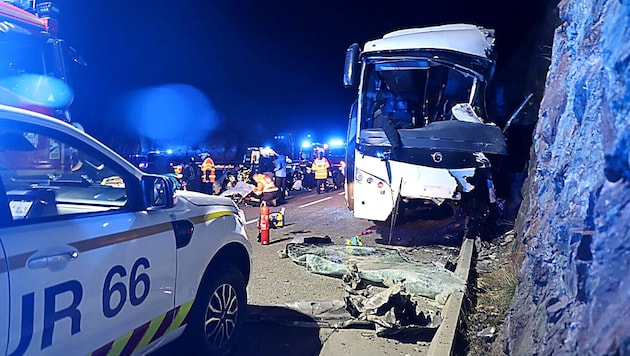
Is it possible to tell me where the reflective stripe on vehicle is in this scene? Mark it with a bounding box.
[0,250,36,274]
[0,210,235,275]
[70,222,174,255]
[188,210,235,225]
[89,300,193,356]
[0,222,173,274]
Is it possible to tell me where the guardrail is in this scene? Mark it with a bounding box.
[426,237,475,355]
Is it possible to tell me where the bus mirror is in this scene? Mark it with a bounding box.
[344,43,361,87]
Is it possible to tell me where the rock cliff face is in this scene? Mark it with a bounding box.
[504,0,630,354]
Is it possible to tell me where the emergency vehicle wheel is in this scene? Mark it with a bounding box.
[184,264,247,355]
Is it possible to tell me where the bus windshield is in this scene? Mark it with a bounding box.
[360,58,482,131]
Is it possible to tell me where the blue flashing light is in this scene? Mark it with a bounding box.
[328,138,345,148]
[301,140,312,148]
[166,149,173,155]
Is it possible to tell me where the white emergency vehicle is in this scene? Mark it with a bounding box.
[0,105,253,355]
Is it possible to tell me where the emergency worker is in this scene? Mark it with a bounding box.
[201,155,216,194]
[273,153,287,203]
[182,156,203,192]
[252,173,279,206]
[311,151,330,194]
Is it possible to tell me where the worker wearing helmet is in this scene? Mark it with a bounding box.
[311,151,330,194]
[252,173,279,206]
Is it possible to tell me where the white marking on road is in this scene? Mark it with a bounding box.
[246,218,258,225]
[298,196,332,208]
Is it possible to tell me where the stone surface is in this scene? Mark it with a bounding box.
[503,0,630,354]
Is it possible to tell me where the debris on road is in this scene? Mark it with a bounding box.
[346,236,363,246]
[285,243,465,303]
[476,326,496,341]
[344,282,442,337]
[279,241,459,336]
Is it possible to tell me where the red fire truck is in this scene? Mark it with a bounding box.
[0,0,76,121]
[0,1,84,175]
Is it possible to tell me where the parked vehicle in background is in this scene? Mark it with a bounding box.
[343,24,508,236]
[128,151,185,189]
[0,104,253,355]
[241,146,278,174]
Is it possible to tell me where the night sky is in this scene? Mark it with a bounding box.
[52,0,552,155]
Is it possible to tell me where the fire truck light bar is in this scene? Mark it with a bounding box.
[36,1,58,19]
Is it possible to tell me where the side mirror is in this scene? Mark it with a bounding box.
[344,43,361,87]
[142,175,175,209]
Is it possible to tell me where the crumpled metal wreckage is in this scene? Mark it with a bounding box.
[267,242,466,336]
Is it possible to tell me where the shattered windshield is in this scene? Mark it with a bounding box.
[359,58,483,131]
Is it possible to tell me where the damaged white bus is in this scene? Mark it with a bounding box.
[343,24,508,238]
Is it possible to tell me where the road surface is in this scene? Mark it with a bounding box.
[159,188,464,355]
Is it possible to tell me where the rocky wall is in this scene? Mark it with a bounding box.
[503,0,630,354]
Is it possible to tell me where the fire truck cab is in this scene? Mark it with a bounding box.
[0,0,78,121]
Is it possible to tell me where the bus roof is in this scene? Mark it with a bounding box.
[362,24,495,59]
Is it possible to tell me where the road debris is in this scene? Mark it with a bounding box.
[273,242,469,337]
[285,243,465,302]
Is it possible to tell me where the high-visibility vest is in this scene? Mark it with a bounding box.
[312,157,330,180]
[201,157,216,183]
[253,174,278,193]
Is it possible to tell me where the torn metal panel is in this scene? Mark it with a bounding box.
[281,284,442,336]
[397,121,508,157]
[344,282,442,336]
[398,164,461,200]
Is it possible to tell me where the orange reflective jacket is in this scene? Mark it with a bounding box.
[201,157,216,183]
[252,173,278,194]
[311,157,330,179]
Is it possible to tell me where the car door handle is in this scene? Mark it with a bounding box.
[28,250,79,269]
